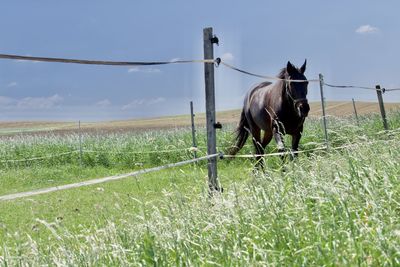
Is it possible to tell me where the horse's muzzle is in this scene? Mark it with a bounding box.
[296,101,310,117]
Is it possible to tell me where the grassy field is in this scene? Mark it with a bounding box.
[0,109,400,265]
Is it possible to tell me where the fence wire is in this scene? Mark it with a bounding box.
[0,147,203,163]
[222,135,398,159]
[0,150,79,163]
[2,134,397,201]
[0,153,220,201]
[323,82,400,92]
[220,61,320,83]
[323,83,378,91]
[1,52,399,91]
[0,53,215,66]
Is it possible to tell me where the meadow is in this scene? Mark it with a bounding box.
[0,111,400,266]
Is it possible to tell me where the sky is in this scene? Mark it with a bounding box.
[0,0,400,121]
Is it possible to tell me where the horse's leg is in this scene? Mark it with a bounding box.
[272,120,285,153]
[291,126,303,158]
[251,127,265,168]
[244,113,264,168]
[261,130,273,151]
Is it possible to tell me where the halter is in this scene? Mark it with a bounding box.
[285,79,308,107]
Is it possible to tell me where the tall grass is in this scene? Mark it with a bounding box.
[1,111,400,265]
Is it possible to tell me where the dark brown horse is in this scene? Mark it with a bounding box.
[229,61,310,164]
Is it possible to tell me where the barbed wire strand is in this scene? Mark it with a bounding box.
[0,153,220,201]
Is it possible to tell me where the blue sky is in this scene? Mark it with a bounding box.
[0,0,399,121]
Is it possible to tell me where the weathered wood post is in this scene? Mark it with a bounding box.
[203,27,221,193]
[376,85,388,130]
[190,101,197,159]
[319,74,329,149]
[352,98,359,126]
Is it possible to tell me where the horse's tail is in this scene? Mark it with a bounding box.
[228,109,249,155]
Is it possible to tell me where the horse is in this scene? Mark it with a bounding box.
[229,60,310,166]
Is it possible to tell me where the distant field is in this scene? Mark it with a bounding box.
[1,101,400,136]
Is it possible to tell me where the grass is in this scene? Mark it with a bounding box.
[0,111,400,265]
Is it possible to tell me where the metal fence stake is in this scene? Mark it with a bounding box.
[319,74,329,149]
[78,120,83,166]
[190,101,198,159]
[352,98,359,126]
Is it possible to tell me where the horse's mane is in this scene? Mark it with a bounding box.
[277,68,287,79]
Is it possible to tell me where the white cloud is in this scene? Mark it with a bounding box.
[0,94,63,110]
[127,67,161,73]
[356,25,379,34]
[95,99,111,107]
[121,97,166,110]
[7,82,18,87]
[221,52,234,61]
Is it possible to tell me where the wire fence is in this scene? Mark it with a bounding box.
[1,133,397,202]
[1,117,398,164]
[1,51,400,200]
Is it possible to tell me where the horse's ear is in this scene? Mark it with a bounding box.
[300,59,307,74]
[286,61,297,75]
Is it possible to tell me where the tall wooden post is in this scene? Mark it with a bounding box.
[190,101,197,159]
[203,27,220,192]
[352,98,359,126]
[319,74,329,149]
[376,85,388,130]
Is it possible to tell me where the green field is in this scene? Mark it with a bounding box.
[0,112,400,266]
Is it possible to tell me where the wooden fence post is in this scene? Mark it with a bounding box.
[203,27,221,193]
[352,98,359,126]
[376,85,388,130]
[190,101,197,159]
[319,74,329,149]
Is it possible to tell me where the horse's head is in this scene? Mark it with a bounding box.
[284,60,310,118]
